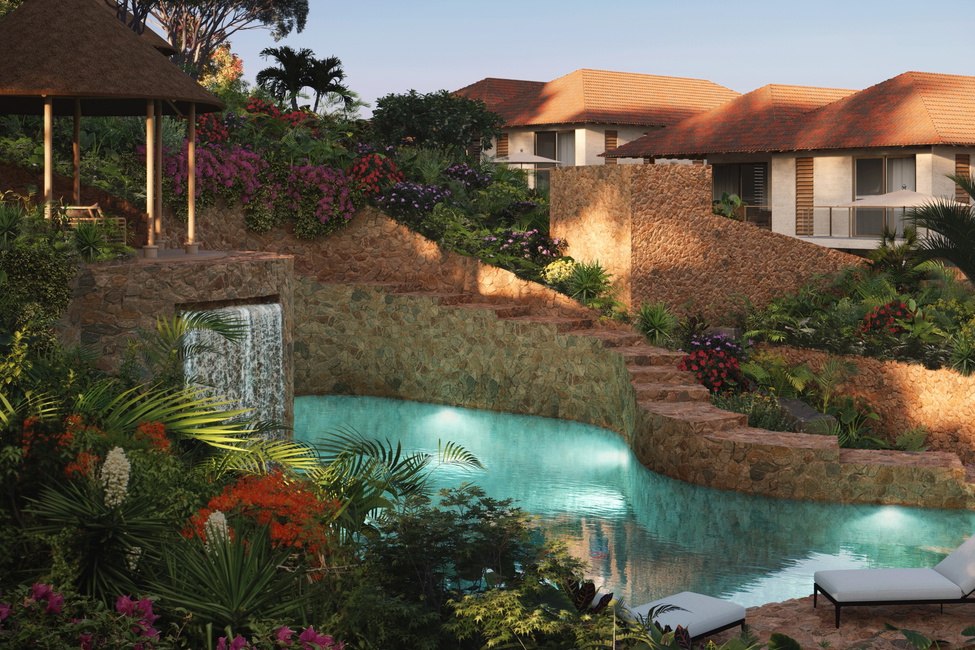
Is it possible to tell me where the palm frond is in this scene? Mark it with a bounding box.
[72,380,257,446]
[910,197,975,283]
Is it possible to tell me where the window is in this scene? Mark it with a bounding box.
[853,156,915,236]
[497,133,509,158]
[534,130,575,190]
[604,130,618,165]
[956,154,971,204]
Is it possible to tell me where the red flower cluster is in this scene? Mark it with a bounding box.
[857,301,915,338]
[64,450,101,479]
[677,348,747,394]
[348,153,405,197]
[196,113,229,144]
[245,98,318,130]
[186,471,341,558]
[135,421,171,453]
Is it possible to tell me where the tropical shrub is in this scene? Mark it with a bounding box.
[635,301,679,346]
[677,333,749,394]
[710,392,797,432]
[374,181,452,222]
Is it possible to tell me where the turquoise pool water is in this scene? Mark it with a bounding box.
[294,395,975,609]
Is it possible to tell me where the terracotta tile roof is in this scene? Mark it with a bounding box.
[792,71,975,150]
[607,72,975,158]
[454,78,546,116]
[606,84,855,158]
[456,69,741,128]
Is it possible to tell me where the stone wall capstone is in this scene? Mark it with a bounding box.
[550,165,863,321]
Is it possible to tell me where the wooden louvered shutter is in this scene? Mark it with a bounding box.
[795,157,814,236]
[956,154,971,203]
[604,130,618,165]
[497,133,509,158]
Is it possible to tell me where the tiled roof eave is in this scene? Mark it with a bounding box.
[504,118,671,128]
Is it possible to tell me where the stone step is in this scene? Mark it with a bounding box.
[710,426,839,449]
[627,365,697,384]
[633,381,710,403]
[616,346,685,368]
[393,290,470,306]
[639,401,746,434]
[447,302,532,319]
[566,328,645,348]
[504,315,595,333]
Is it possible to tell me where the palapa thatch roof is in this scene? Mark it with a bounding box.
[0,0,223,116]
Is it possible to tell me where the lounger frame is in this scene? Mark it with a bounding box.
[813,582,975,628]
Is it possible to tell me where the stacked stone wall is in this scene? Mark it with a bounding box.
[294,277,637,434]
[163,205,592,319]
[767,345,975,465]
[550,165,862,321]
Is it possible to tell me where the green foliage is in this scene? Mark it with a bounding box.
[636,301,679,346]
[741,351,814,398]
[711,392,797,432]
[27,458,173,599]
[868,225,929,293]
[910,173,975,286]
[148,527,315,642]
[894,425,929,452]
[370,90,504,157]
[712,191,745,219]
[886,622,975,649]
[567,260,614,305]
[949,333,975,376]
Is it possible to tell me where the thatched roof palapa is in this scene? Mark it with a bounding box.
[0,0,223,116]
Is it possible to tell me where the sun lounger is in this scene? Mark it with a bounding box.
[628,591,746,641]
[814,535,975,627]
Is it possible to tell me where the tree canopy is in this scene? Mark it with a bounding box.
[149,0,309,78]
[370,90,504,156]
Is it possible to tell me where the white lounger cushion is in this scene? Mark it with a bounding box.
[814,568,964,602]
[935,535,975,594]
[628,591,746,637]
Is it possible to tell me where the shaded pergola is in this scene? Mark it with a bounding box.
[0,0,225,255]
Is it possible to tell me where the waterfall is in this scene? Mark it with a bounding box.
[183,303,285,426]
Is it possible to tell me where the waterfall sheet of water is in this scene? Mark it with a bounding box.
[183,303,285,425]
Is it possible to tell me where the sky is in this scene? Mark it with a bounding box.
[227,0,975,118]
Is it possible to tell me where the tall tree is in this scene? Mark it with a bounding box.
[149,0,309,78]
[106,0,159,35]
[254,45,314,111]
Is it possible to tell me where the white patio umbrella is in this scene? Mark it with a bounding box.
[494,149,561,166]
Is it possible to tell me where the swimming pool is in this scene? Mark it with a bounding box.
[295,395,975,608]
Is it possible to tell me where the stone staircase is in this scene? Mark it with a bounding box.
[354,280,729,435]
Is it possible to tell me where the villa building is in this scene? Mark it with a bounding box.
[605,71,975,252]
[455,69,740,186]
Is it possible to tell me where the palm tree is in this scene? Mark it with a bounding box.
[255,45,315,111]
[909,173,975,284]
[306,55,354,114]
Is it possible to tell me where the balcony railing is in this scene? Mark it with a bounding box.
[731,205,772,230]
[798,206,913,238]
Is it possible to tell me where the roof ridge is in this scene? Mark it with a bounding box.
[908,71,953,143]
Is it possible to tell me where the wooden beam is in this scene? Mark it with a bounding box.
[44,96,53,218]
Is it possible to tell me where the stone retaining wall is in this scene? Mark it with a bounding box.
[294,278,637,433]
[295,280,975,509]
[767,345,975,465]
[60,251,295,426]
[163,205,592,319]
[550,165,862,320]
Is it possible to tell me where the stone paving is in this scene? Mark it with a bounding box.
[710,596,975,649]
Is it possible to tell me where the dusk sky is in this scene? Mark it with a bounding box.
[226,0,975,117]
